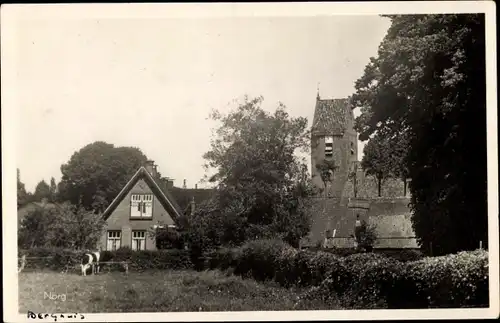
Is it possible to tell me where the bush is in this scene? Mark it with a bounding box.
[393,249,489,308]
[306,252,344,286]
[340,253,404,308]
[104,248,193,271]
[382,249,424,262]
[233,239,292,281]
[203,247,241,271]
[205,240,489,309]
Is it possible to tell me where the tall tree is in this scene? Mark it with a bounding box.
[389,131,410,196]
[348,163,359,198]
[49,177,58,203]
[315,159,338,197]
[360,133,393,197]
[17,169,31,208]
[33,180,51,202]
[58,141,149,212]
[352,14,487,255]
[192,96,314,249]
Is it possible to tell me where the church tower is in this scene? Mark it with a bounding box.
[311,92,358,198]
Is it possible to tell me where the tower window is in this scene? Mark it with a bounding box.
[325,136,333,157]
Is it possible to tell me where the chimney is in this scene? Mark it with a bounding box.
[144,160,157,178]
[162,178,174,190]
[183,179,187,189]
[195,183,198,190]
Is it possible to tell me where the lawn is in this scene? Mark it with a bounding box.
[18,269,341,312]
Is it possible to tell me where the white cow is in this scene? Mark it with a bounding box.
[81,251,100,276]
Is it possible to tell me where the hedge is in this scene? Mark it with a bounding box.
[207,239,489,309]
[18,247,193,272]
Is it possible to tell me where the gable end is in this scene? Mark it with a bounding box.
[101,167,183,222]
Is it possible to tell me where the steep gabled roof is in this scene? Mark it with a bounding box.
[101,167,183,222]
[168,187,215,213]
[301,198,418,249]
[151,177,184,216]
[311,98,351,136]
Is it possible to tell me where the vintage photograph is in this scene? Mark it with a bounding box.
[2,2,498,322]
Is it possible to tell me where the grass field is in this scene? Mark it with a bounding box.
[19,269,341,312]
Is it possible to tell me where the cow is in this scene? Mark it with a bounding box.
[80,251,101,276]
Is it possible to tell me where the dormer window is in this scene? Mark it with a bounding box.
[131,194,153,218]
[325,136,333,157]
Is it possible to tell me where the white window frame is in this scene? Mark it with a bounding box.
[132,230,146,251]
[107,231,121,251]
[130,194,153,218]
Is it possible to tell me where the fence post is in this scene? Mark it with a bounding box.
[18,255,26,273]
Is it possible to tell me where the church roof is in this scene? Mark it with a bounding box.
[311,97,351,136]
[301,198,418,249]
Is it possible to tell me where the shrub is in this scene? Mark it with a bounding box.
[233,239,292,281]
[393,250,489,308]
[205,247,238,270]
[342,254,404,308]
[382,249,424,262]
[273,246,299,286]
[306,251,343,286]
[106,249,193,271]
[206,241,489,309]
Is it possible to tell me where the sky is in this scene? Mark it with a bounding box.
[15,15,391,192]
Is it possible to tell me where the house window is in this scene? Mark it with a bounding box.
[132,231,146,251]
[130,194,153,218]
[107,231,121,251]
[325,136,333,157]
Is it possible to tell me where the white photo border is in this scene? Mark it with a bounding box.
[2,1,498,321]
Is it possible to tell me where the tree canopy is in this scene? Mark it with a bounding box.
[49,177,58,203]
[33,180,51,202]
[360,132,393,197]
[352,14,487,255]
[18,202,105,250]
[315,159,338,196]
[189,96,315,249]
[58,141,149,212]
[17,169,32,209]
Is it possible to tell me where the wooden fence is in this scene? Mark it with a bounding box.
[17,255,129,274]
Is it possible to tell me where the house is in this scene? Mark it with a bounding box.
[99,160,185,251]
